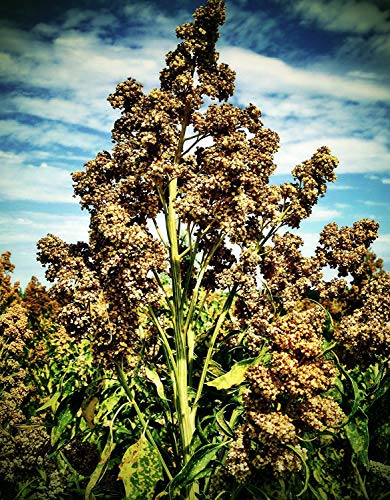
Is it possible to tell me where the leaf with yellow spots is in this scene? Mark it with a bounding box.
[82,396,99,429]
[118,434,163,500]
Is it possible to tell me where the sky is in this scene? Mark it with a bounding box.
[0,0,389,289]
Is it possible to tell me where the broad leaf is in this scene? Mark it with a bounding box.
[206,356,261,390]
[215,407,234,438]
[145,365,168,402]
[286,444,310,497]
[118,434,163,500]
[36,391,61,413]
[51,388,86,447]
[82,396,99,429]
[85,435,116,500]
[169,441,227,497]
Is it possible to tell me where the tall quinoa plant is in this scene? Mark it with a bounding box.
[37,1,389,498]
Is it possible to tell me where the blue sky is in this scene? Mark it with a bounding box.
[0,0,389,289]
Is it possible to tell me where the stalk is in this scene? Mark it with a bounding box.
[164,105,198,499]
[167,193,194,466]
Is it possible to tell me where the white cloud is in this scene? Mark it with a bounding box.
[371,233,390,264]
[309,207,342,221]
[273,137,390,175]
[0,21,168,96]
[363,200,388,207]
[5,96,113,133]
[0,118,104,151]
[328,185,355,190]
[291,0,390,35]
[0,153,75,203]
[0,211,89,244]
[334,203,351,209]
[0,17,173,143]
[221,47,390,103]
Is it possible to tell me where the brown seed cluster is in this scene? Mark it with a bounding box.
[335,270,390,365]
[316,219,380,276]
[0,251,21,312]
[227,304,344,480]
[37,227,165,365]
[0,300,49,486]
[261,232,323,311]
[176,103,281,244]
[280,147,338,228]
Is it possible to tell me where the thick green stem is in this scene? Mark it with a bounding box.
[163,106,200,500]
[167,178,195,465]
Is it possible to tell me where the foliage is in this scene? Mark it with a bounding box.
[1,1,389,498]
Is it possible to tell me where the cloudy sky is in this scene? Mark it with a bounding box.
[0,0,389,289]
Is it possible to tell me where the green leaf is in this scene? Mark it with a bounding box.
[169,442,227,498]
[36,391,61,413]
[345,412,369,468]
[85,434,116,500]
[145,365,168,402]
[369,460,390,482]
[51,389,86,447]
[308,484,328,500]
[206,356,262,390]
[286,445,310,497]
[215,407,234,438]
[367,368,389,408]
[331,354,362,419]
[118,434,163,500]
[96,388,122,419]
[334,377,345,396]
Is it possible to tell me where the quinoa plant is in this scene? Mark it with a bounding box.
[36,1,389,498]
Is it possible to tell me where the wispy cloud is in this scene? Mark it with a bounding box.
[0,118,104,152]
[372,233,390,261]
[221,47,390,102]
[363,200,388,207]
[4,95,113,133]
[309,207,342,221]
[328,185,355,190]
[0,151,75,203]
[289,0,390,35]
[274,137,390,174]
[0,210,89,244]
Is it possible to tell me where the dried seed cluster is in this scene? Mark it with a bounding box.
[226,305,344,480]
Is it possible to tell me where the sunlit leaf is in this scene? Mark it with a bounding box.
[36,391,61,413]
[145,365,168,402]
[286,444,310,497]
[206,357,260,390]
[118,434,163,500]
[215,407,234,438]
